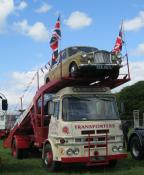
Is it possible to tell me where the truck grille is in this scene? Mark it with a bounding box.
[94,51,112,64]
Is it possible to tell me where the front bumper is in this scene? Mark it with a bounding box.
[79,64,121,70]
[76,64,120,79]
[61,153,127,164]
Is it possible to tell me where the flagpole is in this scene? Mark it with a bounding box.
[50,14,61,77]
[36,71,39,90]
[122,20,131,80]
[59,14,62,80]
[20,97,23,111]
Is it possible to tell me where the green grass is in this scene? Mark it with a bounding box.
[1,140,144,175]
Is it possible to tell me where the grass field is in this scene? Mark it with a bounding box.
[1,140,144,175]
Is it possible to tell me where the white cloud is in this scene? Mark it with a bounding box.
[65,11,92,29]
[14,19,49,42]
[0,0,14,32]
[35,2,52,13]
[124,11,144,31]
[113,61,144,92]
[1,68,49,111]
[130,43,144,56]
[1,71,36,110]
[16,1,27,10]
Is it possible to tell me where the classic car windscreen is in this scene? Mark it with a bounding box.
[62,95,119,121]
[68,46,98,57]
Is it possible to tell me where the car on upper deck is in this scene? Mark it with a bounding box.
[45,46,122,83]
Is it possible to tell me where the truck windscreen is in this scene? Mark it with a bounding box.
[62,96,119,121]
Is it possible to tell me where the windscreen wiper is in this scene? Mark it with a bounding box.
[94,95,113,102]
[70,95,90,101]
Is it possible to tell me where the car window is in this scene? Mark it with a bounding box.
[68,47,98,57]
[53,101,59,119]
[68,47,79,57]
[37,96,42,114]
[60,50,67,60]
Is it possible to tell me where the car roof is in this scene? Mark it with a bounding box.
[63,46,98,50]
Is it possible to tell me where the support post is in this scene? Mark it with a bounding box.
[37,71,39,90]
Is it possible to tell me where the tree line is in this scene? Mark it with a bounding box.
[115,81,144,120]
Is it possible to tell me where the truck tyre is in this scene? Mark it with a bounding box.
[130,136,144,160]
[70,63,78,77]
[42,144,60,172]
[12,139,23,159]
[108,160,117,168]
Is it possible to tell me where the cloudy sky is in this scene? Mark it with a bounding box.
[0,0,144,112]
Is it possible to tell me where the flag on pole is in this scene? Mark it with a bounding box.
[112,22,124,54]
[50,16,61,66]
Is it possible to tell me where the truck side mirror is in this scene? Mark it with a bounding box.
[2,99,8,111]
[48,101,54,115]
[120,102,125,114]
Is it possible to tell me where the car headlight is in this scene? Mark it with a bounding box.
[73,148,79,155]
[81,53,87,59]
[66,148,73,156]
[112,146,118,152]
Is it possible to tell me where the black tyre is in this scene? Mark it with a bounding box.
[110,69,119,80]
[130,136,144,160]
[45,77,50,83]
[108,160,117,168]
[12,139,23,159]
[70,63,78,77]
[42,144,60,172]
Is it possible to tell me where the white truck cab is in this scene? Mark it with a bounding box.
[42,86,127,171]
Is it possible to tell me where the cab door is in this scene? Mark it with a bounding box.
[48,100,60,136]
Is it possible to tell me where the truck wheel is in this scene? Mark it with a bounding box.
[12,139,23,159]
[42,144,60,172]
[70,63,78,77]
[130,136,144,160]
[108,160,117,168]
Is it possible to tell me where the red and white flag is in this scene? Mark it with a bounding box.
[50,16,61,66]
[112,23,124,54]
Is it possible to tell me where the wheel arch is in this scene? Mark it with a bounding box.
[11,135,29,149]
[69,61,78,72]
[42,139,56,159]
[44,75,50,84]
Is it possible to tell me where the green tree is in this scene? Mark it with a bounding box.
[116,81,144,120]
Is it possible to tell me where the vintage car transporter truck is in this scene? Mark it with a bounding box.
[3,49,130,171]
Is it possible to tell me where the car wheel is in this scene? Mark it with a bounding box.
[130,136,144,160]
[110,69,119,79]
[70,63,78,77]
[45,77,50,83]
[42,144,60,172]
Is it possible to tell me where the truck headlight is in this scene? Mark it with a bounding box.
[73,148,79,155]
[118,146,123,152]
[66,148,73,156]
[112,146,118,152]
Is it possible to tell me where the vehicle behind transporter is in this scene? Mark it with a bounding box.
[0,96,8,139]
